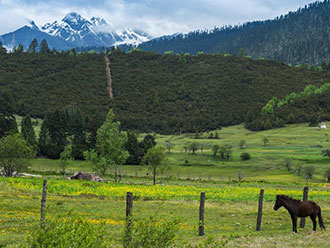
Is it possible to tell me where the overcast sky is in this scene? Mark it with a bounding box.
[0,0,317,37]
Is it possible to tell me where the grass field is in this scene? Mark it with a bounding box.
[29,122,330,185]
[1,122,330,247]
[0,178,330,247]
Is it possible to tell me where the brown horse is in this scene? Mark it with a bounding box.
[274,195,325,233]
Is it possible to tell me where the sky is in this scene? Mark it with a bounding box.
[0,0,317,37]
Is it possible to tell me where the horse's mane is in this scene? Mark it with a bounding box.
[277,194,301,203]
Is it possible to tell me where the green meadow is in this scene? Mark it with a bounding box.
[1,122,330,247]
[29,122,330,184]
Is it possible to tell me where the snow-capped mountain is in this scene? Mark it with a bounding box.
[0,12,151,50]
[41,12,150,47]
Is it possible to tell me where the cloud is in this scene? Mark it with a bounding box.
[0,0,316,37]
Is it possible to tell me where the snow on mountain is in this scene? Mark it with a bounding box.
[0,12,151,51]
[115,29,150,46]
[40,12,151,47]
[27,21,40,31]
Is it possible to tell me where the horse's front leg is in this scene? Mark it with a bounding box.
[291,214,297,233]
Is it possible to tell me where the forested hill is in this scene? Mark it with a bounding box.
[108,50,330,133]
[245,83,330,131]
[0,52,110,118]
[1,50,330,134]
[133,0,330,65]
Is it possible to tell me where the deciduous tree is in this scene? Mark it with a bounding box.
[0,133,35,177]
[142,146,167,185]
[84,109,129,180]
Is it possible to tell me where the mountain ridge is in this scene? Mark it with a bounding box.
[132,0,330,65]
[0,12,150,50]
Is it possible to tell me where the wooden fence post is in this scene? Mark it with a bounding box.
[199,192,205,236]
[126,192,133,230]
[300,187,309,228]
[40,179,47,228]
[256,189,264,231]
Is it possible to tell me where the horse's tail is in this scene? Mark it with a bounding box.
[318,207,326,230]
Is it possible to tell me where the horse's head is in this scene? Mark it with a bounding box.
[274,195,283,211]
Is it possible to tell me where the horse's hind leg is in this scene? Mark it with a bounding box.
[310,215,317,232]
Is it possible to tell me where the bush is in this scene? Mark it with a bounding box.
[183,236,230,248]
[303,165,316,179]
[123,216,179,248]
[240,152,251,161]
[284,158,293,171]
[27,215,110,248]
[324,168,330,182]
[295,165,303,176]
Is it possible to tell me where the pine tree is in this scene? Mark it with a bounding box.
[125,131,144,165]
[0,92,17,138]
[21,115,37,147]
[38,109,67,159]
[0,42,6,53]
[39,39,50,54]
[14,44,24,53]
[67,106,87,160]
[38,116,51,156]
[28,39,38,53]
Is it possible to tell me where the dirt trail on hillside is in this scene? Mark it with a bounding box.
[104,55,113,99]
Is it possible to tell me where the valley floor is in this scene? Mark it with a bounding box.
[1,123,330,247]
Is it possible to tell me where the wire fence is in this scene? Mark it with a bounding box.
[1,180,328,248]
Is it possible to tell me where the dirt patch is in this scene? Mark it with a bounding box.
[104,55,113,99]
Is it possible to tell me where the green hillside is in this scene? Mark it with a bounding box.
[246,83,330,130]
[109,50,330,133]
[0,52,109,118]
[2,50,330,134]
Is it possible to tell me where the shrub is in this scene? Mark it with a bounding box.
[324,168,330,182]
[295,165,303,176]
[239,140,246,149]
[240,152,251,161]
[27,215,110,248]
[284,158,293,171]
[303,165,316,179]
[123,216,179,248]
[183,236,230,248]
[262,137,269,146]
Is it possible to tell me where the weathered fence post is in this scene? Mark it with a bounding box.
[256,189,264,231]
[300,187,309,228]
[40,179,47,228]
[126,192,133,231]
[199,192,205,236]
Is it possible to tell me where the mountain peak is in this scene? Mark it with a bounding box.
[62,12,83,22]
[27,20,39,30]
[90,17,108,26]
